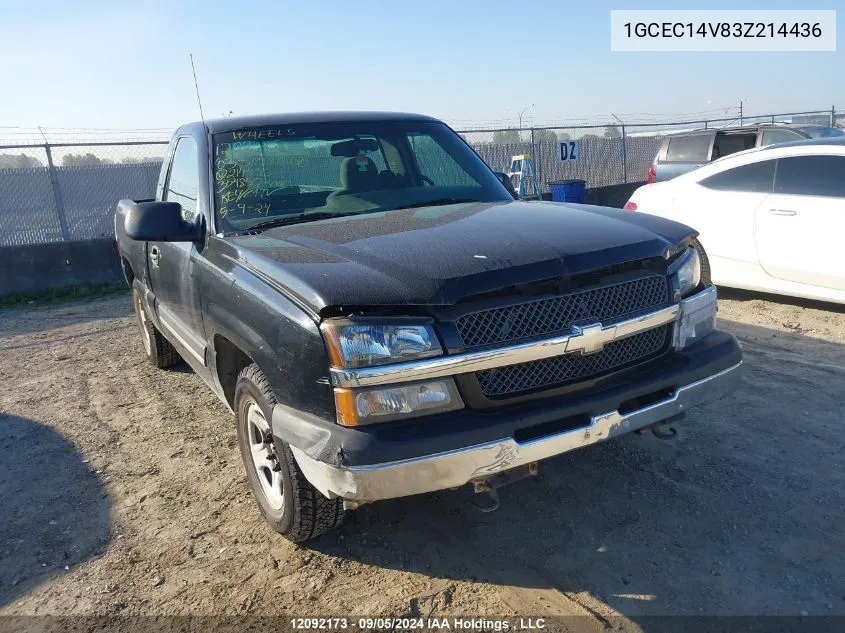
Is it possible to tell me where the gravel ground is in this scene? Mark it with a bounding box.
[0,288,843,624]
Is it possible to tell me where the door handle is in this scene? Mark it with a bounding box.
[768,209,797,217]
[149,246,161,268]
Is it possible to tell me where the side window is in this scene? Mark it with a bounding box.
[761,129,802,146]
[711,133,756,159]
[774,155,845,198]
[164,136,200,220]
[665,134,712,162]
[699,160,776,193]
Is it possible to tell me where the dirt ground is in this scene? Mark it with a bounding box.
[1,287,844,624]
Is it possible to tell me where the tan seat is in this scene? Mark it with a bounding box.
[331,156,379,196]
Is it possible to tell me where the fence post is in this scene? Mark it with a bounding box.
[584,134,591,188]
[44,143,71,241]
[530,128,542,198]
[832,105,836,127]
[621,124,628,184]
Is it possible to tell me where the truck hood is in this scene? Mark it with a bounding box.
[221,200,695,315]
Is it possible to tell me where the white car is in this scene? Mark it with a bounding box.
[625,138,845,305]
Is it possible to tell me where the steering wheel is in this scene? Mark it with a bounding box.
[420,175,435,186]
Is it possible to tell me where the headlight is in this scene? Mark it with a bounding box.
[321,320,457,425]
[321,321,442,368]
[334,379,464,426]
[674,285,717,350]
[671,247,701,298]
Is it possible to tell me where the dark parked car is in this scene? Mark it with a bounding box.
[114,111,742,542]
[648,123,845,183]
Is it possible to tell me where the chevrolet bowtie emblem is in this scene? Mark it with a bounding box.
[566,323,616,355]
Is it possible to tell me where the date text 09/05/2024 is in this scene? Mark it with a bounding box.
[289,618,547,631]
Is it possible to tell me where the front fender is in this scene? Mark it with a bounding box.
[200,259,335,422]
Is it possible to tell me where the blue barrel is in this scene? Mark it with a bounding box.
[549,179,586,203]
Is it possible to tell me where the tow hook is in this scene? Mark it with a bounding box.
[470,462,538,513]
[472,487,500,513]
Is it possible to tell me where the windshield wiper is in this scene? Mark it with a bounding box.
[237,211,362,233]
[389,198,481,211]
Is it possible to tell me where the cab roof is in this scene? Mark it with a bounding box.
[178,111,442,136]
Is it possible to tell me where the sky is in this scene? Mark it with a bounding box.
[0,0,843,132]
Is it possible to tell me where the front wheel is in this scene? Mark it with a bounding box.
[691,238,712,287]
[234,364,345,542]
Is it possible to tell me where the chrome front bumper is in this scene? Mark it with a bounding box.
[291,360,743,502]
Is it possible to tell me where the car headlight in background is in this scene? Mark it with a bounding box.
[333,379,463,426]
[671,246,701,298]
[321,321,442,368]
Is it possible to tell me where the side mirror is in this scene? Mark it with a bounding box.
[493,171,519,199]
[124,201,204,242]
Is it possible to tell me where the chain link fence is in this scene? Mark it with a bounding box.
[459,108,841,195]
[0,108,840,246]
[0,142,168,246]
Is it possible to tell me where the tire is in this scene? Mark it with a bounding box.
[234,363,345,542]
[132,280,182,369]
[692,238,712,287]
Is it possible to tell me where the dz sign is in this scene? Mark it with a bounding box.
[559,140,579,162]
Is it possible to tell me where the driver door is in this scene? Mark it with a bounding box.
[148,135,210,372]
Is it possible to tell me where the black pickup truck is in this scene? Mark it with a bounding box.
[115,112,742,542]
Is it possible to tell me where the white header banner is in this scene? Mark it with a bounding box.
[611,10,836,51]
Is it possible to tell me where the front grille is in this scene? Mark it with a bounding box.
[476,325,671,397]
[455,274,669,349]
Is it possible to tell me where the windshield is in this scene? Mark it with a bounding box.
[796,126,845,139]
[211,120,511,233]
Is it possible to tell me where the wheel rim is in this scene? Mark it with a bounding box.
[245,400,284,510]
[136,293,152,355]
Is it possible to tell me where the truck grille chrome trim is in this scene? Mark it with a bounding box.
[330,302,681,388]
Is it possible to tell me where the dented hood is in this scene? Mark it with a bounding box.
[222,200,695,313]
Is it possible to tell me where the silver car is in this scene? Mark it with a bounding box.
[648,124,844,183]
